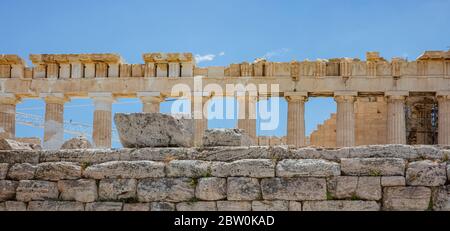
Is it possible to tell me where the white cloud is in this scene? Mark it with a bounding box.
[262,48,290,59]
[195,52,225,63]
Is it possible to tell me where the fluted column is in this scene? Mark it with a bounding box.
[335,93,356,147]
[285,92,308,147]
[191,94,209,146]
[386,92,407,144]
[237,94,257,141]
[0,94,20,138]
[138,92,164,113]
[437,93,450,145]
[90,93,115,148]
[42,93,69,149]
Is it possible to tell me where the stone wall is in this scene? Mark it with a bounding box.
[0,145,449,211]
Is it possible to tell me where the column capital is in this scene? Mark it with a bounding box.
[137,92,165,103]
[88,92,116,102]
[436,91,450,100]
[285,92,308,102]
[385,91,408,102]
[0,93,21,105]
[334,95,356,103]
[40,93,70,104]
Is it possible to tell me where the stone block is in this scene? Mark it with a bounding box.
[348,145,419,160]
[127,147,192,161]
[35,162,81,181]
[327,176,358,199]
[114,113,193,148]
[0,163,7,179]
[16,180,58,202]
[382,186,431,211]
[123,203,150,211]
[355,177,382,200]
[406,160,447,186]
[261,177,326,200]
[341,158,406,176]
[0,180,18,201]
[227,177,261,200]
[0,138,36,150]
[202,129,255,147]
[212,159,275,178]
[137,178,195,202]
[99,179,137,201]
[7,163,36,180]
[195,177,226,201]
[3,201,26,211]
[58,179,98,202]
[166,160,211,177]
[151,202,175,211]
[196,146,270,161]
[381,176,406,187]
[276,159,340,177]
[432,186,450,211]
[217,201,252,211]
[288,201,302,211]
[252,200,288,211]
[176,201,217,211]
[0,150,39,164]
[61,136,93,149]
[83,161,165,179]
[303,201,380,211]
[28,201,84,211]
[85,202,123,211]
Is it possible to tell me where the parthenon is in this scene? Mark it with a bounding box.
[0,50,449,149]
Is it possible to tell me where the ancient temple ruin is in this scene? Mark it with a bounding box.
[0,51,449,149]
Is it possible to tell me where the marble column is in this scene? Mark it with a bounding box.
[335,93,356,147]
[285,92,308,147]
[386,93,407,144]
[0,94,20,138]
[437,93,450,145]
[191,95,209,147]
[138,92,164,113]
[237,94,257,141]
[42,93,69,149]
[90,93,115,148]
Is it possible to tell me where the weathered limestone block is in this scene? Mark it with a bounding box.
[16,180,59,202]
[0,150,39,164]
[291,147,350,161]
[0,180,18,201]
[212,159,275,178]
[28,201,84,211]
[227,177,261,200]
[151,202,175,211]
[217,201,252,211]
[196,146,270,161]
[288,201,302,211]
[381,176,406,186]
[114,113,193,148]
[127,147,193,161]
[137,178,195,202]
[166,160,211,177]
[0,139,36,150]
[341,158,406,176]
[0,163,7,179]
[261,178,326,200]
[432,186,450,211]
[7,163,36,180]
[303,201,380,211]
[448,164,450,181]
[202,129,254,147]
[348,145,419,160]
[61,136,93,149]
[406,160,447,186]
[382,186,431,211]
[327,176,357,199]
[252,200,289,211]
[176,201,217,211]
[85,202,123,211]
[123,203,150,211]
[276,159,340,177]
[99,179,137,201]
[3,201,26,211]
[58,179,98,202]
[35,162,81,181]
[195,177,226,201]
[83,161,165,179]
[43,149,126,163]
[355,177,382,200]
[415,145,442,160]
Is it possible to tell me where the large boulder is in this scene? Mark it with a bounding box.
[114,113,193,148]
[202,129,254,147]
[0,138,40,150]
[61,136,92,149]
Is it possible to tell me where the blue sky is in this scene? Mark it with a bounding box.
[2,0,450,147]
